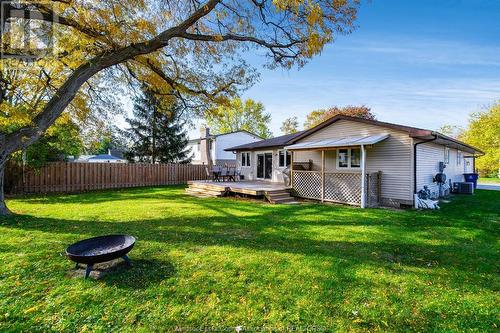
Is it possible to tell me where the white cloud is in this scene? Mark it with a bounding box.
[334,38,500,67]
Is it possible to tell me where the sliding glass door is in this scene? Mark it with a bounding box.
[257,153,273,180]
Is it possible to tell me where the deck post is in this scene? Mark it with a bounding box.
[321,150,325,202]
[290,150,294,188]
[360,145,366,208]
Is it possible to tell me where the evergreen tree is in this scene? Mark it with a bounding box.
[125,89,191,163]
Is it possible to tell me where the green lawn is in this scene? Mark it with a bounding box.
[0,187,498,332]
[479,177,500,184]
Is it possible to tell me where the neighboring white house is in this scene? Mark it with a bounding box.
[187,127,262,165]
[226,115,483,208]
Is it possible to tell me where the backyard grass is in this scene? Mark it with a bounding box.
[0,187,498,332]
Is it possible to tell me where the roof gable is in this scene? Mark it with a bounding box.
[225,131,305,151]
[189,129,263,144]
[289,115,482,154]
[290,115,432,143]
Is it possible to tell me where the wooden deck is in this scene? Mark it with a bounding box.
[187,180,290,196]
[186,180,297,204]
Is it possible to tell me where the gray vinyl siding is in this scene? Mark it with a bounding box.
[416,142,472,196]
[293,119,414,202]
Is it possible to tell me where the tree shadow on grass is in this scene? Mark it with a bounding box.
[1,189,499,332]
[1,213,497,282]
[8,185,187,205]
[64,257,175,290]
[98,259,176,290]
[1,189,498,294]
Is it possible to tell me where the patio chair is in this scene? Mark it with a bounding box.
[220,167,228,181]
[212,165,221,182]
[227,167,236,182]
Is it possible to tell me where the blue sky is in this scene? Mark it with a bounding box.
[226,0,500,137]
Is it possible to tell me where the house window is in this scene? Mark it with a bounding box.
[350,148,361,168]
[241,152,250,167]
[444,147,450,164]
[338,149,349,168]
[197,143,200,151]
[337,148,361,169]
[278,150,291,167]
[457,150,462,166]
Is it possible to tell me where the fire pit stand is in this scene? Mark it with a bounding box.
[66,235,136,279]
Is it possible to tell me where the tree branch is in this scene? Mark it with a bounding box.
[3,2,102,39]
[2,0,222,156]
[135,56,226,101]
[180,32,304,50]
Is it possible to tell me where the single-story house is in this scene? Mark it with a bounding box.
[188,127,262,166]
[225,115,483,208]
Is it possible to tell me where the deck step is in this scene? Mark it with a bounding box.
[186,186,224,192]
[267,193,292,200]
[185,187,226,197]
[186,193,216,198]
[185,190,224,197]
[266,189,291,195]
[185,186,224,194]
[188,184,229,192]
[269,197,298,204]
[265,190,296,204]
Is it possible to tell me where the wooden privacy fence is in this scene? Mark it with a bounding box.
[5,162,209,194]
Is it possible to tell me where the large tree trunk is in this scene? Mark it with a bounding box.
[0,160,11,216]
[0,0,236,214]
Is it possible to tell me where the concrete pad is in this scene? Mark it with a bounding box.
[477,184,500,191]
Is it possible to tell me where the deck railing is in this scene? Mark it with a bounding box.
[292,170,381,206]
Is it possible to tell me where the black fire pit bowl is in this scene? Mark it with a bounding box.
[66,234,136,279]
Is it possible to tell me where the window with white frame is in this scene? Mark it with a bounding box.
[337,148,361,169]
[241,152,251,167]
[444,147,450,164]
[278,150,291,167]
[351,148,361,168]
[457,150,462,166]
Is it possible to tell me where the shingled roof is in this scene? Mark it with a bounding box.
[225,115,483,155]
[225,131,306,151]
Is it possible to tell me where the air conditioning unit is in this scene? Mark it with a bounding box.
[453,182,474,194]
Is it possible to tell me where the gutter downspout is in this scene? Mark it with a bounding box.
[413,134,438,194]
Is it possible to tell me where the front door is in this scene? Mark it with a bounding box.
[257,153,273,180]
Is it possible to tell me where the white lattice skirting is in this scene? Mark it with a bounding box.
[292,171,380,206]
[292,171,321,199]
[324,173,361,205]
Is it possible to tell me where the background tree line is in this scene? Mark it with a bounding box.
[439,102,499,177]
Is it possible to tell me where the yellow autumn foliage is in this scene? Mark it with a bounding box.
[1,0,359,144]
